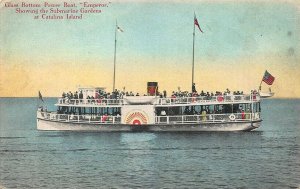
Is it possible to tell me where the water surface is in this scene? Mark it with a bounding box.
[0,98,299,188]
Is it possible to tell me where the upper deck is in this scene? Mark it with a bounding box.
[55,93,260,107]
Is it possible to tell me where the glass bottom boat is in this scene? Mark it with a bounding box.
[37,87,262,132]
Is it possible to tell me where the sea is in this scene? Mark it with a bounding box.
[0,98,299,189]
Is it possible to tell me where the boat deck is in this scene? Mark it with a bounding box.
[37,111,261,125]
[55,94,260,107]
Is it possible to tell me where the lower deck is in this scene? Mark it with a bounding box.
[37,111,261,131]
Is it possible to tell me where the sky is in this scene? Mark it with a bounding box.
[0,0,300,97]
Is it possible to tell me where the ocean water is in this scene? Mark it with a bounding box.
[0,98,299,189]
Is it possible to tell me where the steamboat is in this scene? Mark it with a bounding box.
[37,84,262,131]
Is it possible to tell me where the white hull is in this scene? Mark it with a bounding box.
[37,118,261,132]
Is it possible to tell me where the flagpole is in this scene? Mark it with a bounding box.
[259,70,265,91]
[36,91,39,110]
[113,20,117,92]
[259,80,263,91]
[192,12,196,92]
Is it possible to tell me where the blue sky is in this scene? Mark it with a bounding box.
[1,0,299,97]
[2,1,298,62]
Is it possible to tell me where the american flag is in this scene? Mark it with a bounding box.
[262,70,275,85]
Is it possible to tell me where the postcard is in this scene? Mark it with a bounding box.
[0,0,299,188]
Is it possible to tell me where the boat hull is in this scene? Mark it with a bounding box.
[37,118,261,132]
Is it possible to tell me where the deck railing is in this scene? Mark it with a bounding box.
[57,98,125,106]
[38,111,260,124]
[56,94,260,106]
[155,112,260,124]
[156,94,260,105]
[37,111,121,124]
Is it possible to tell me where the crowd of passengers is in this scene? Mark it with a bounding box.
[60,86,256,103]
[170,89,245,99]
[158,105,253,120]
[61,89,139,102]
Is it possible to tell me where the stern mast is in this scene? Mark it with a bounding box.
[113,20,117,93]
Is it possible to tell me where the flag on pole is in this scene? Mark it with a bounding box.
[194,15,204,33]
[117,25,124,32]
[262,70,275,85]
[38,91,44,102]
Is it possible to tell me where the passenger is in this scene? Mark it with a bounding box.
[246,108,250,119]
[226,88,230,94]
[74,91,78,99]
[61,92,66,103]
[184,107,190,115]
[209,113,213,120]
[192,83,197,93]
[163,90,167,98]
[161,110,166,116]
[241,109,245,119]
[136,93,140,96]
[79,91,83,99]
[201,109,207,121]
[73,91,78,104]
[101,114,108,122]
[171,93,176,102]
[238,106,242,113]
[200,90,205,96]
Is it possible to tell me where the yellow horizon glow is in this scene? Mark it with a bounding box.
[1,55,299,98]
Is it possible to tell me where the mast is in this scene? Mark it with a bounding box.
[259,80,263,91]
[113,20,117,92]
[192,13,196,92]
[259,70,265,91]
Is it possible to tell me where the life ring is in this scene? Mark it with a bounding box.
[229,114,236,121]
[217,95,224,102]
